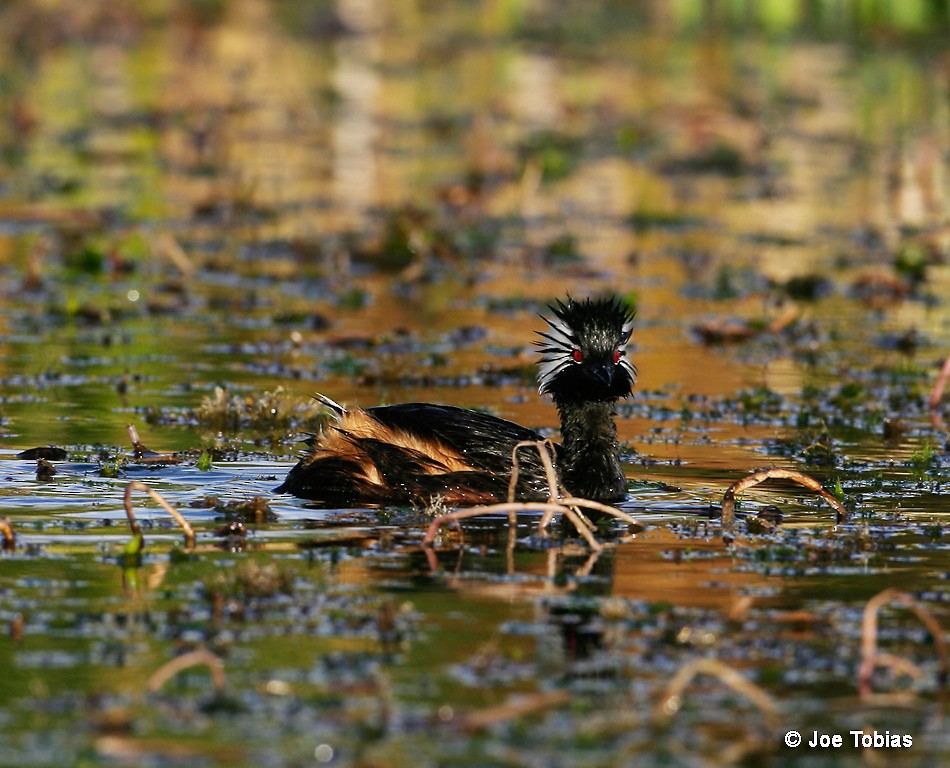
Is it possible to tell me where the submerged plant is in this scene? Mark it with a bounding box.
[909,439,937,470]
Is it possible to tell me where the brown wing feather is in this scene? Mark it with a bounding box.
[276,403,551,505]
[319,409,473,474]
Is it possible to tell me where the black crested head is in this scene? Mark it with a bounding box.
[536,295,637,401]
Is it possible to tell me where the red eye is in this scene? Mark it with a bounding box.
[612,350,621,364]
[572,349,583,363]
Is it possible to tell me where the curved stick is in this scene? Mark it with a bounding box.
[858,588,947,697]
[721,468,848,539]
[147,649,226,693]
[653,657,780,726]
[124,480,196,549]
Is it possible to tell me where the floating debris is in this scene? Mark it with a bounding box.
[16,446,68,461]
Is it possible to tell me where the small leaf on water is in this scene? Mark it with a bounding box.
[833,478,845,502]
[124,533,144,557]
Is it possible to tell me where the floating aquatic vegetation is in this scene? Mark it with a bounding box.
[517,130,584,182]
[627,209,705,232]
[194,386,332,434]
[209,495,276,524]
[661,142,757,178]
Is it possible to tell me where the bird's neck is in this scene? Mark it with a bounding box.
[553,396,626,502]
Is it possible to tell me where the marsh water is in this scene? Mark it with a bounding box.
[1,1,948,765]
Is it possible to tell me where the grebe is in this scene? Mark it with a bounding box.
[275,296,636,505]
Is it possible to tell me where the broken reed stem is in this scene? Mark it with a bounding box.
[126,423,151,460]
[653,658,780,727]
[124,480,196,549]
[426,441,639,555]
[858,588,948,698]
[721,468,848,540]
[0,517,15,551]
[147,649,226,694]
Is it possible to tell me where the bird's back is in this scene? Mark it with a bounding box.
[275,402,556,505]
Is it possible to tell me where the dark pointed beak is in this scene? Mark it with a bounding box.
[589,363,614,387]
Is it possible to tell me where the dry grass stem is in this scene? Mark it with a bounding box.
[147,649,226,693]
[721,468,848,539]
[459,690,570,732]
[653,658,780,726]
[858,588,947,697]
[124,480,196,549]
[154,231,196,276]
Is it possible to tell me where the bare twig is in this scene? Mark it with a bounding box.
[653,658,780,726]
[858,588,947,697]
[721,468,848,540]
[124,480,196,549]
[507,440,561,503]
[147,649,226,693]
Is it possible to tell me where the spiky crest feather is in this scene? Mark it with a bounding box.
[536,295,636,397]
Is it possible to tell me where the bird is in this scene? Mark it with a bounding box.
[275,296,636,506]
